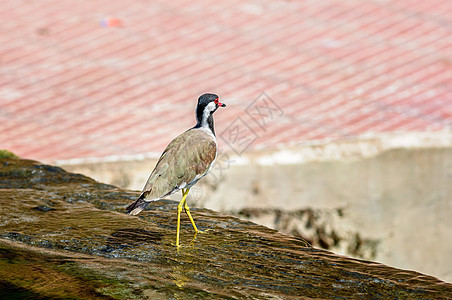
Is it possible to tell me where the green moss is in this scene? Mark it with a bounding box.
[0,150,17,159]
[0,242,147,299]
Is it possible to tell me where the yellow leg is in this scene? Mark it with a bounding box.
[176,189,189,247]
[183,190,201,234]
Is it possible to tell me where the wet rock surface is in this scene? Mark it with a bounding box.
[0,157,451,299]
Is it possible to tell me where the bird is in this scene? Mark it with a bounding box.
[126,93,226,247]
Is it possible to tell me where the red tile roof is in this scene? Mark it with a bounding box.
[1,0,451,162]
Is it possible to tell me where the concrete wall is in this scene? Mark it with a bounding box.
[60,135,452,282]
[200,148,452,282]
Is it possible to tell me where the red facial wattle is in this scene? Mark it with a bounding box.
[215,97,226,107]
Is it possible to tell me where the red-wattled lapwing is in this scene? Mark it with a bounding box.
[126,93,226,247]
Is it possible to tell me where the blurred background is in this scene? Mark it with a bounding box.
[1,0,451,282]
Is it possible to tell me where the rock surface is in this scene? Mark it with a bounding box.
[0,157,451,299]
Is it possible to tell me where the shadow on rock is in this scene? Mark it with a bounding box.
[108,228,163,247]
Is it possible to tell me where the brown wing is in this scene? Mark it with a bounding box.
[141,128,216,201]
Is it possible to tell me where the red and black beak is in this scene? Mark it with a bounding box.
[215,97,226,107]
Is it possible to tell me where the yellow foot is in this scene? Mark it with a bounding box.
[171,229,211,248]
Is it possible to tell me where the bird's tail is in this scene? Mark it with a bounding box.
[126,193,149,215]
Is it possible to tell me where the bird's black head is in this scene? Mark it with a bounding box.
[195,93,226,134]
[196,93,225,119]
[197,93,225,110]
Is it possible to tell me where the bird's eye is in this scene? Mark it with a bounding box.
[214,98,219,105]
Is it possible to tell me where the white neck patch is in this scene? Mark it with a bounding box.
[200,102,217,128]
